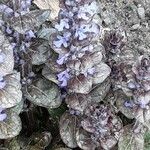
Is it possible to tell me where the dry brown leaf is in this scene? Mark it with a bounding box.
[33,0,60,20]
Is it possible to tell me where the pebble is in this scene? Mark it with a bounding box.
[130,24,140,30]
[137,5,145,19]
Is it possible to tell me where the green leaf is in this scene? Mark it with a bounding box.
[7,10,50,34]
[0,30,14,76]
[25,77,62,108]
[0,72,22,108]
[92,63,111,85]
[4,137,20,150]
[144,131,150,150]
[30,39,51,65]
[76,128,96,150]
[59,112,78,148]
[115,90,135,119]
[37,28,56,41]
[9,100,24,115]
[90,77,110,103]
[0,110,22,139]
[118,125,144,150]
[48,103,67,121]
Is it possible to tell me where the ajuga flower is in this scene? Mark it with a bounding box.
[0,4,14,16]
[103,30,125,56]
[60,103,123,150]
[80,103,122,149]
[25,30,36,41]
[115,55,150,109]
[57,70,70,87]
[50,0,110,93]
[20,0,31,13]
[53,32,71,48]
[55,18,70,31]
[130,55,150,108]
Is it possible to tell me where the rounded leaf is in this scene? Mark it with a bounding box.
[65,93,92,114]
[144,131,150,150]
[0,110,22,139]
[135,109,150,130]
[8,100,23,115]
[0,72,22,108]
[31,39,51,65]
[76,128,96,150]
[4,137,20,150]
[29,131,52,149]
[115,91,135,119]
[59,112,78,148]
[68,75,92,94]
[37,28,56,41]
[118,125,144,150]
[25,78,61,108]
[7,10,50,34]
[92,63,111,85]
[0,30,14,76]
[90,77,110,103]
[42,65,59,84]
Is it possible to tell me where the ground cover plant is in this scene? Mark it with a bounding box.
[0,0,150,149]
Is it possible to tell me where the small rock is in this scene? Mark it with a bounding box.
[130,24,140,30]
[137,5,145,19]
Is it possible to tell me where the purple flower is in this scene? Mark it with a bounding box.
[55,19,70,31]
[57,70,70,87]
[127,81,137,89]
[20,0,31,13]
[77,10,89,20]
[53,32,71,48]
[83,23,100,35]
[0,76,6,89]
[0,4,13,15]
[11,43,17,50]
[81,45,94,52]
[139,103,147,109]
[59,10,74,19]
[87,67,95,75]
[0,108,7,121]
[6,26,12,34]
[57,56,66,65]
[75,25,88,40]
[75,24,99,40]
[25,30,36,41]
[65,0,76,7]
[124,100,134,108]
[56,53,69,65]
[84,67,96,77]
